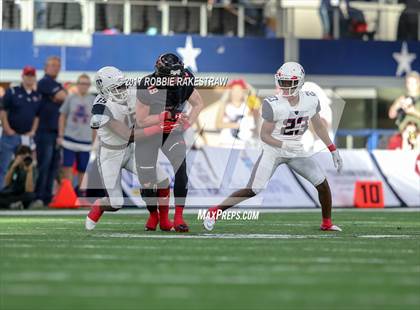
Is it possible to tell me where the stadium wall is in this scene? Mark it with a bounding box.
[118,148,419,208]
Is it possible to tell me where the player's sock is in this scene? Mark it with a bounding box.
[145,210,159,231]
[320,218,342,231]
[174,205,189,232]
[174,205,184,219]
[322,218,332,228]
[208,206,221,219]
[85,200,103,230]
[158,188,173,231]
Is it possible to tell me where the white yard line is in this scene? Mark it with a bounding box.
[94,233,416,240]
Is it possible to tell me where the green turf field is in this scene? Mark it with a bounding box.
[0,210,419,310]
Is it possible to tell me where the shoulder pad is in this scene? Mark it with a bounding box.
[90,114,111,129]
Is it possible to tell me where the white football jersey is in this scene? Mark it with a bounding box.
[90,89,136,146]
[261,90,320,143]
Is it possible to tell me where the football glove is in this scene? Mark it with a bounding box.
[331,150,343,173]
[175,113,191,131]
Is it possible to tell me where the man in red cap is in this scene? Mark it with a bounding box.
[0,66,41,189]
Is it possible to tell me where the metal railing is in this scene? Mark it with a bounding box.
[0,0,268,37]
[280,3,420,41]
[1,0,419,41]
[336,129,397,150]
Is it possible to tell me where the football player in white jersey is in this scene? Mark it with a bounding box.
[204,62,343,232]
[85,66,174,231]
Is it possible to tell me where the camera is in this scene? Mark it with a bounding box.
[23,155,33,166]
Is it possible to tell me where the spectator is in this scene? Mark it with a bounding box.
[319,0,333,39]
[319,0,370,39]
[0,85,5,130]
[388,122,420,151]
[58,74,95,195]
[0,66,41,188]
[0,145,38,209]
[34,0,47,28]
[264,0,277,37]
[389,71,420,133]
[397,0,420,41]
[208,0,238,36]
[35,56,67,205]
[0,86,5,98]
[215,79,259,147]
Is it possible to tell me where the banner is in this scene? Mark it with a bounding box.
[2,31,418,77]
[372,150,420,207]
[0,31,283,74]
[118,148,417,208]
[300,39,419,77]
[121,146,315,208]
[294,150,401,207]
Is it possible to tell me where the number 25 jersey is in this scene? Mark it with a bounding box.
[261,90,320,144]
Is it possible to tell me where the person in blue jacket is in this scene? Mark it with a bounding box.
[35,56,68,205]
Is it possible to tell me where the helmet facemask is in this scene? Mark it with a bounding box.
[275,74,303,97]
[104,80,128,104]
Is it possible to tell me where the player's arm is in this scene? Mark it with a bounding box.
[311,112,343,172]
[311,112,333,146]
[108,119,164,141]
[185,89,204,125]
[260,120,283,148]
[106,120,132,141]
[260,98,282,147]
[90,103,163,141]
[136,99,164,128]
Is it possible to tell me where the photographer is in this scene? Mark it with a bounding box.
[389,71,420,132]
[0,146,37,209]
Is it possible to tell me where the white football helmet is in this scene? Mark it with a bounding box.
[275,62,305,97]
[94,66,128,103]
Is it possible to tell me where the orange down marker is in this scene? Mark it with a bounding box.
[354,181,384,208]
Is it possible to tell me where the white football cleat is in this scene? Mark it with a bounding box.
[85,217,97,231]
[320,224,342,232]
[203,217,216,231]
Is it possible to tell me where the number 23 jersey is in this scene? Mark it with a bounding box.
[261,90,320,145]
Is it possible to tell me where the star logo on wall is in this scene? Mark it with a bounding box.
[177,36,202,72]
[393,42,416,77]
